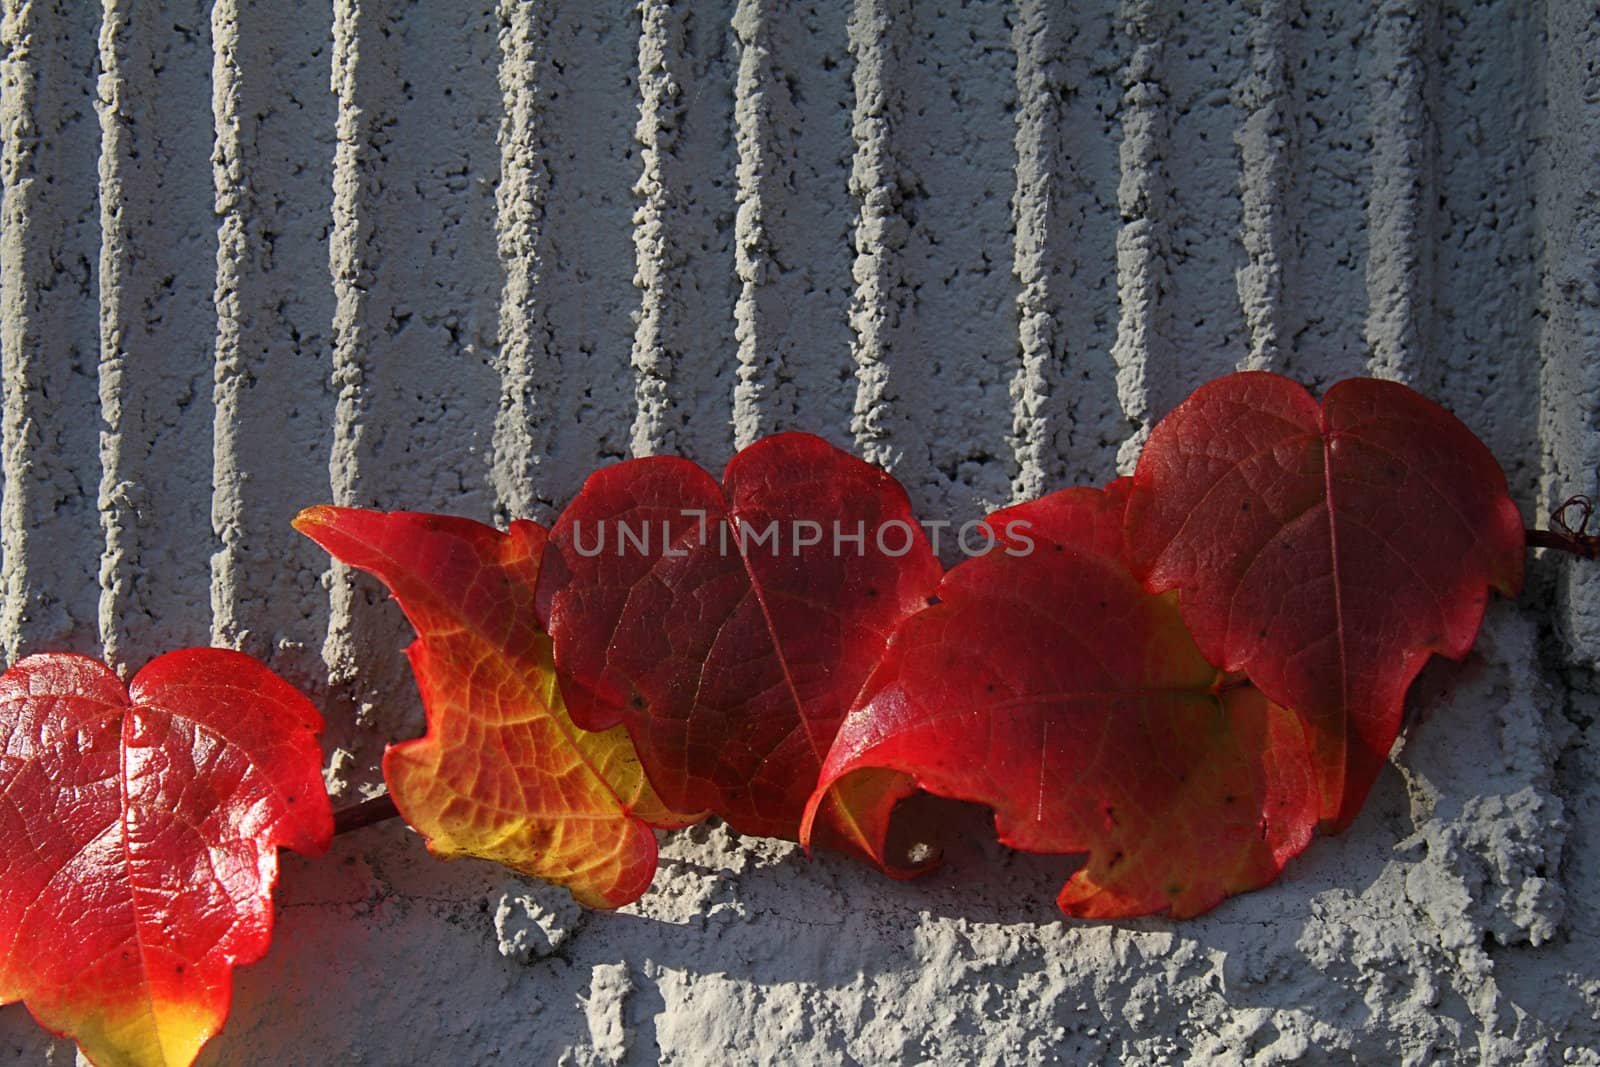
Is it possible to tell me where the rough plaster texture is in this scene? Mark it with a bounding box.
[1,0,1598,1063]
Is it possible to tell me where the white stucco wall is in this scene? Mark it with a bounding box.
[1,1,1597,1063]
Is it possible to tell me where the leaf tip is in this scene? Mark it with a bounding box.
[290,504,340,535]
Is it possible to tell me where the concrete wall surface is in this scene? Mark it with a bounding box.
[2,0,1599,1063]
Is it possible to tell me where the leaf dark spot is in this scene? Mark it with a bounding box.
[1165,881,1182,897]
[1110,850,1124,867]
[866,587,879,599]
[1240,501,1250,512]
[628,693,646,710]
[1223,793,1236,804]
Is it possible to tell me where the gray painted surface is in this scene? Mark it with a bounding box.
[1,1,1597,1062]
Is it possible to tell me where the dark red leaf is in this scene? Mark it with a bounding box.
[536,432,943,858]
[804,484,1319,918]
[1124,372,1525,829]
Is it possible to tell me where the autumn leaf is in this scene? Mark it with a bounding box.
[989,475,1134,559]
[802,483,1320,919]
[0,649,332,1067]
[1123,372,1525,829]
[536,432,944,861]
[294,507,699,908]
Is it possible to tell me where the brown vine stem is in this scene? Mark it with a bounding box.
[332,793,400,836]
[1527,528,1600,559]
[1527,490,1600,560]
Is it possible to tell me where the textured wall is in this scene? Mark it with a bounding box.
[2,0,1598,1063]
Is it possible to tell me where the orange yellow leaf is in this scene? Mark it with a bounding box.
[294,507,700,908]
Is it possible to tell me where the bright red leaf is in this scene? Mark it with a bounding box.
[0,649,331,1067]
[295,508,699,909]
[802,483,1319,918]
[536,432,944,859]
[1124,372,1525,829]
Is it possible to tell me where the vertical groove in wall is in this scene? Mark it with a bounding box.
[1009,0,1125,496]
[844,0,910,474]
[371,4,503,517]
[1234,0,1293,373]
[492,0,554,522]
[1,0,101,660]
[95,0,215,673]
[524,0,641,512]
[1269,2,1368,387]
[1110,0,1169,472]
[631,0,737,464]
[1431,0,1544,503]
[1239,0,1376,388]
[897,2,1020,522]
[1159,0,1251,407]
[731,0,855,451]
[208,0,336,672]
[1363,0,1438,386]
[1539,0,1600,665]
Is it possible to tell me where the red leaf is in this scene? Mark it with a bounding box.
[537,432,943,858]
[803,484,1319,918]
[0,650,332,1067]
[987,475,1135,558]
[294,508,698,909]
[1124,372,1525,829]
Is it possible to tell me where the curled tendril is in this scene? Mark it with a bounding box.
[1553,493,1595,541]
[1537,467,1600,560]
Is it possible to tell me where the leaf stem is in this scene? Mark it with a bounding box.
[332,794,400,836]
[1526,528,1600,560]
